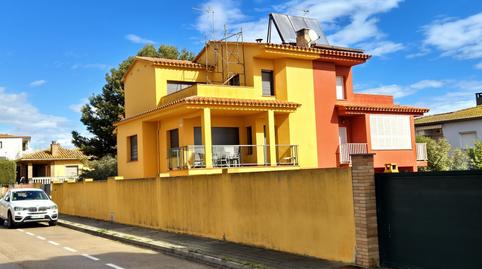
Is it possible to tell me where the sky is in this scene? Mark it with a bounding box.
[1,0,482,149]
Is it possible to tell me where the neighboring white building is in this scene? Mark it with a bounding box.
[0,134,31,160]
[415,93,482,149]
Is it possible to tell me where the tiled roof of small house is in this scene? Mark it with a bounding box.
[415,105,482,126]
[19,146,87,161]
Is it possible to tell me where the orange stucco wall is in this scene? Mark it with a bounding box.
[313,61,339,168]
[313,60,420,171]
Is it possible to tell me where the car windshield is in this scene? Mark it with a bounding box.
[12,191,49,201]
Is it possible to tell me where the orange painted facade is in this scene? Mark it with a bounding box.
[312,59,427,172]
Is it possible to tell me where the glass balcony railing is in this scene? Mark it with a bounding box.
[168,144,298,170]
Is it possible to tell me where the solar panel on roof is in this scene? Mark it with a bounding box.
[268,13,329,45]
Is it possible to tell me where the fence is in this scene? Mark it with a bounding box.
[339,143,368,164]
[376,171,482,269]
[52,168,356,263]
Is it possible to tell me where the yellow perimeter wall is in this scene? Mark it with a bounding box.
[52,168,356,262]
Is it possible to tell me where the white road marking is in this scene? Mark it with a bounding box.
[17,229,24,232]
[106,263,125,269]
[81,254,100,261]
[36,236,46,240]
[63,247,77,253]
[25,232,35,236]
[48,241,60,246]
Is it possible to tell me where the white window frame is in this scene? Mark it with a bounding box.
[459,131,477,149]
[336,76,346,100]
[369,114,412,150]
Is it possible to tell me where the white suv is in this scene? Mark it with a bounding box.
[0,188,58,228]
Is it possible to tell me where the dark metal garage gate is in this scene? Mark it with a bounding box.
[375,171,482,269]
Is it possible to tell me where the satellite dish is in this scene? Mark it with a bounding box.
[307,29,320,43]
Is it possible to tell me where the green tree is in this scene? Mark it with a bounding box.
[449,148,471,170]
[467,141,482,169]
[0,160,16,185]
[80,155,117,180]
[417,136,452,171]
[72,44,195,158]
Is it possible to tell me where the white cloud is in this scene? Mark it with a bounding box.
[422,12,482,67]
[0,86,74,149]
[360,79,445,99]
[475,62,482,70]
[29,80,47,87]
[360,79,482,115]
[71,63,108,70]
[125,34,156,44]
[69,98,88,113]
[195,0,404,56]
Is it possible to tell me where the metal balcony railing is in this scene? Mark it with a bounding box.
[339,143,368,164]
[168,144,299,170]
[416,143,428,161]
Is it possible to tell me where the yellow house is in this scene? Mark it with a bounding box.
[117,39,374,179]
[17,141,87,183]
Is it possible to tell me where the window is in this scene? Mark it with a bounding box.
[167,81,195,95]
[193,127,239,145]
[262,70,274,96]
[246,126,253,155]
[336,76,345,100]
[0,141,2,149]
[369,114,411,150]
[22,141,28,151]
[460,131,477,149]
[169,129,179,149]
[228,74,240,86]
[65,166,79,177]
[128,135,138,161]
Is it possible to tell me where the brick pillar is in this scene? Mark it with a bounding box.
[351,154,379,268]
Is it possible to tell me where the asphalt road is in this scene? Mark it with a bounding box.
[0,222,214,269]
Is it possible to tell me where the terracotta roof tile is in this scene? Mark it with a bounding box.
[136,56,212,70]
[0,134,31,139]
[264,43,371,60]
[336,103,429,115]
[19,146,87,161]
[117,96,301,125]
[415,105,482,125]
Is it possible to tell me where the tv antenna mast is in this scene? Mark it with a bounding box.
[193,6,215,40]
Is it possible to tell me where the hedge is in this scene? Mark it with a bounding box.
[0,160,16,184]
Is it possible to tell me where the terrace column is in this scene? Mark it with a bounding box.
[201,108,213,168]
[267,110,277,166]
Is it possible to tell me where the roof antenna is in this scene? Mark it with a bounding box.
[300,9,310,17]
[193,6,215,40]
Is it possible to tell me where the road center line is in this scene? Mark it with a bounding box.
[48,241,60,246]
[106,263,125,269]
[81,254,100,261]
[63,247,78,253]
[17,229,24,232]
[25,232,35,236]
[36,236,46,240]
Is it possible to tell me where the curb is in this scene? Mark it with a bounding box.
[57,219,264,269]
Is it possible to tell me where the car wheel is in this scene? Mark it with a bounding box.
[48,220,57,226]
[6,212,16,229]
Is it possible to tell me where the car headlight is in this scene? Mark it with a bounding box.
[14,207,27,211]
[49,205,58,210]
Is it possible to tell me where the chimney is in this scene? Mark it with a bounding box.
[296,28,311,48]
[477,92,482,106]
[51,141,60,157]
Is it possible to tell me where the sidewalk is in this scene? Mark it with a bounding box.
[59,215,360,269]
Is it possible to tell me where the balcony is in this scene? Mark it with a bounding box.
[169,145,298,170]
[339,143,368,164]
[416,143,428,161]
[160,83,275,105]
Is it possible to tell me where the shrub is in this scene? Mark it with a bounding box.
[467,141,482,169]
[416,135,452,171]
[80,155,117,180]
[449,148,471,171]
[0,160,16,185]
